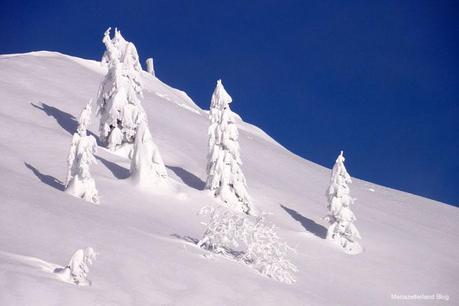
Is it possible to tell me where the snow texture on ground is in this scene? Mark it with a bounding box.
[0,51,457,305]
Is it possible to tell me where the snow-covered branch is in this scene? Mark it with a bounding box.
[198,205,297,283]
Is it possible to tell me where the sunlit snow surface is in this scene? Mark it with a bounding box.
[0,51,457,305]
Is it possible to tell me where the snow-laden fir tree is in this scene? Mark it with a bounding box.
[130,117,167,187]
[206,80,254,215]
[65,102,99,204]
[325,151,362,253]
[54,247,97,286]
[198,206,297,283]
[96,27,145,149]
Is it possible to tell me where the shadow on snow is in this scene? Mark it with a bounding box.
[166,165,205,191]
[24,162,65,191]
[31,102,77,135]
[95,155,130,179]
[280,204,327,239]
[170,233,199,244]
[31,102,100,144]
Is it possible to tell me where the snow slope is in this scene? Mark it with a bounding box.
[0,51,457,306]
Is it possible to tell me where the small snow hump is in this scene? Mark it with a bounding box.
[54,247,97,286]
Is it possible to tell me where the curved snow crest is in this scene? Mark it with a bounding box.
[0,50,64,58]
[0,51,105,75]
[142,72,203,115]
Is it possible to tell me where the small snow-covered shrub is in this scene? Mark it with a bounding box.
[55,247,97,286]
[198,206,297,283]
[242,215,298,284]
[197,206,249,255]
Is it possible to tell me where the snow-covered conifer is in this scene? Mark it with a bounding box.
[198,206,297,283]
[65,102,99,204]
[325,151,362,254]
[130,119,167,186]
[55,247,97,286]
[146,58,155,76]
[205,80,254,215]
[96,27,145,149]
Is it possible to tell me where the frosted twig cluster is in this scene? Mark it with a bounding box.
[198,205,297,284]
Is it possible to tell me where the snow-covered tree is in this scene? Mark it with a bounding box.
[130,119,167,186]
[146,58,155,76]
[198,205,297,283]
[205,80,254,215]
[325,151,362,253]
[55,247,97,286]
[96,27,145,149]
[65,102,99,204]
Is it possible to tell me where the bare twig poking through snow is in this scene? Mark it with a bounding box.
[65,101,99,204]
[54,247,97,286]
[324,151,362,255]
[198,206,297,284]
[205,80,255,215]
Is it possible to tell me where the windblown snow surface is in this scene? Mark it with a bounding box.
[0,51,457,306]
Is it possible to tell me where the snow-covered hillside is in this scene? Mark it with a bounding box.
[0,51,457,305]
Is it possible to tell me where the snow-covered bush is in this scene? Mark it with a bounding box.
[55,247,97,286]
[197,205,249,255]
[65,102,99,204]
[242,215,298,284]
[198,205,297,283]
[130,120,167,186]
[205,80,254,215]
[325,151,362,254]
[96,27,145,149]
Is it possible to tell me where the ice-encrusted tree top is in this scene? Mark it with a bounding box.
[206,80,254,215]
[77,101,92,135]
[326,151,353,218]
[211,79,232,109]
[96,27,145,148]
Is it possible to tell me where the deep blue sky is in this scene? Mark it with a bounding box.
[1,1,458,206]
